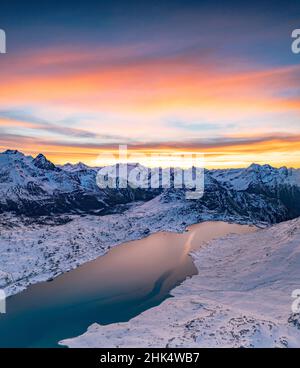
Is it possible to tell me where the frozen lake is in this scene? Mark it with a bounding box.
[0,221,255,347]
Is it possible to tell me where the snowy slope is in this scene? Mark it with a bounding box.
[0,193,202,296]
[61,217,300,348]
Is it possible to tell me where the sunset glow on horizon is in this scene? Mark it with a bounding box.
[1,1,300,168]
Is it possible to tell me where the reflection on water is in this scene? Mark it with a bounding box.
[0,221,255,347]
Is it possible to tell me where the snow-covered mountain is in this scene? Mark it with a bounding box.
[209,164,300,220]
[0,150,158,215]
[0,149,300,223]
[210,163,300,190]
[59,162,92,172]
[2,150,300,348]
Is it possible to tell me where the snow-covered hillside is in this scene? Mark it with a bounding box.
[61,217,300,348]
[0,191,214,296]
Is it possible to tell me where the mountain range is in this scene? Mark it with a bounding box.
[0,149,300,224]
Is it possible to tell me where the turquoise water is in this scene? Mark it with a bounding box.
[0,221,254,347]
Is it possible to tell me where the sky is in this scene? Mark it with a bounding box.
[0,0,300,168]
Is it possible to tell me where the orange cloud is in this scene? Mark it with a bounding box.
[1,131,300,169]
[0,46,300,168]
[1,48,299,120]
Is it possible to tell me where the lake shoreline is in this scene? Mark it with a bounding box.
[62,218,300,348]
[0,220,255,347]
[0,194,264,298]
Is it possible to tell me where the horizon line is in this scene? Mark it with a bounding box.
[1,148,299,171]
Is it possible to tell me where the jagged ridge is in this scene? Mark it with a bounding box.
[0,149,299,223]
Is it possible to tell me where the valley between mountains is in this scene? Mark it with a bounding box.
[1,149,300,347]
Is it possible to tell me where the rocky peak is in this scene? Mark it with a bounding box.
[33,154,57,171]
[2,149,24,156]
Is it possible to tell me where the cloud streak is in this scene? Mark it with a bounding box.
[1,4,300,168]
[0,109,128,141]
[1,130,300,167]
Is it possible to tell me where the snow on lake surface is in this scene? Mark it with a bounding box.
[0,221,254,347]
